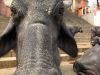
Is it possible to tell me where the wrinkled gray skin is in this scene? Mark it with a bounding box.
[91,37,100,46]
[0,0,78,75]
[91,26,100,39]
[73,44,100,75]
[66,25,83,37]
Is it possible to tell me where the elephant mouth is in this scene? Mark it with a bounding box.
[73,61,96,75]
[80,30,83,33]
[34,20,47,25]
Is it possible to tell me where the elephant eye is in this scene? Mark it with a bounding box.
[11,7,17,15]
[10,7,24,25]
[59,8,64,15]
[52,7,64,24]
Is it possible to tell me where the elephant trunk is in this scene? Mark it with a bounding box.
[14,23,60,75]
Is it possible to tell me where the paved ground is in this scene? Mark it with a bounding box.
[60,62,77,75]
[0,61,77,75]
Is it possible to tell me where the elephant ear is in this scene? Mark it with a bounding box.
[0,17,17,57]
[58,22,78,57]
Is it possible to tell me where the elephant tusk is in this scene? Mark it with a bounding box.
[2,0,13,7]
[63,0,73,8]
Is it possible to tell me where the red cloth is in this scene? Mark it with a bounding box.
[78,0,86,16]
[94,9,98,16]
[79,0,86,8]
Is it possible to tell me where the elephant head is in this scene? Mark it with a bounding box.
[73,45,100,75]
[0,0,78,75]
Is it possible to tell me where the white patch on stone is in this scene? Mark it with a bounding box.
[63,0,72,8]
[3,0,13,7]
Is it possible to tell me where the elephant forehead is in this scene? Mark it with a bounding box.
[11,0,61,11]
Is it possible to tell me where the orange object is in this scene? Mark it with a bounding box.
[0,0,11,17]
[6,7,11,17]
[93,8,98,16]
[0,0,6,16]
[78,0,86,16]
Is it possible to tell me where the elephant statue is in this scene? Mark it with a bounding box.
[0,0,78,75]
